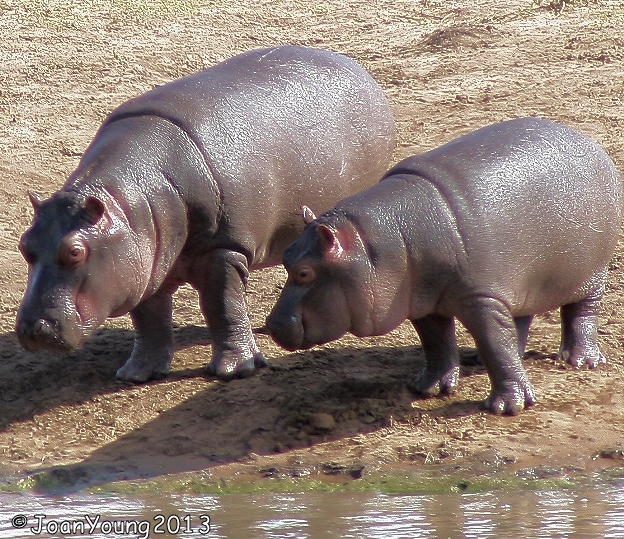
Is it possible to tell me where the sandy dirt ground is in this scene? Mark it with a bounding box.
[2,0,624,494]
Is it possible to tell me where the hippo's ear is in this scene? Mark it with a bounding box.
[82,196,106,225]
[28,191,42,213]
[302,205,317,225]
[317,223,356,259]
[317,224,337,254]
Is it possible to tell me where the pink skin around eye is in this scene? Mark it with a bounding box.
[60,237,88,268]
[295,266,316,286]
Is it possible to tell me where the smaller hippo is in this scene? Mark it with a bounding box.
[267,118,622,415]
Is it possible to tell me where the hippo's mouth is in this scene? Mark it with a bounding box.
[272,332,308,352]
[16,317,81,354]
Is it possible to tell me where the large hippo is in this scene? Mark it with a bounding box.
[16,46,396,382]
[267,118,622,415]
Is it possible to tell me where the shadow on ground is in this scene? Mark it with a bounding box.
[4,336,497,495]
[1,323,559,495]
[0,325,211,428]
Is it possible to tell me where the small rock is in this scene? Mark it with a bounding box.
[322,462,346,475]
[259,467,280,478]
[597,449,624,460]
[348,465,365,479]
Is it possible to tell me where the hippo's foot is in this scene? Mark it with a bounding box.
[559,298,605,369]
[115,353,172,383]
[485,378,536,416]
[206,351,268,381]
[410,315,460,397]
[409,365,459,397]
[558,348,606,369]
[122,292,175,383]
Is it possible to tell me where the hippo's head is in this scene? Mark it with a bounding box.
[16,191,148,353]
[266,207,376,351]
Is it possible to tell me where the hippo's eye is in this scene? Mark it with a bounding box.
[294,265,316,286]
[60,241,88,268]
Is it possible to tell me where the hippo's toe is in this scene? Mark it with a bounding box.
[206,351,268,381]
[409,365,459,397]
[115,363,169,383]
[485,378,536,416]
[558,348,606,369]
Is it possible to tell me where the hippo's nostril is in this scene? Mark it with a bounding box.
[266,315,292,336]
[34,318,55,337]
[266,313,304,351]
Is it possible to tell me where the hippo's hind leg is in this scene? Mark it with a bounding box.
[116,290,175,382]
[409,314,460,396]
[558,283,606,369]
[196,248,268,380]
[459,296,536,415]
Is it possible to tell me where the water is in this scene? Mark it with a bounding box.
[0,483,623,539]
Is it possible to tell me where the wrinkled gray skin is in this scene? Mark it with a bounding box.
[267,118,622,415]
[15,46,396,382]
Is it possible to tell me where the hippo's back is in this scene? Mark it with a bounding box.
[387,118,620,226]
[386,118,622,313]
[105,46,396,266]
[105,45,395,197]
[106,47,392,144]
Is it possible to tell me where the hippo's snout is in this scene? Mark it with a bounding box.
[266,311,305,351]
[16,316,77,353]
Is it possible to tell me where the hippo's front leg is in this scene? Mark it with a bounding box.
[460,296,536,415]
[116,291,175,382]
[409,314,460,396]
[196,248,268,380]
